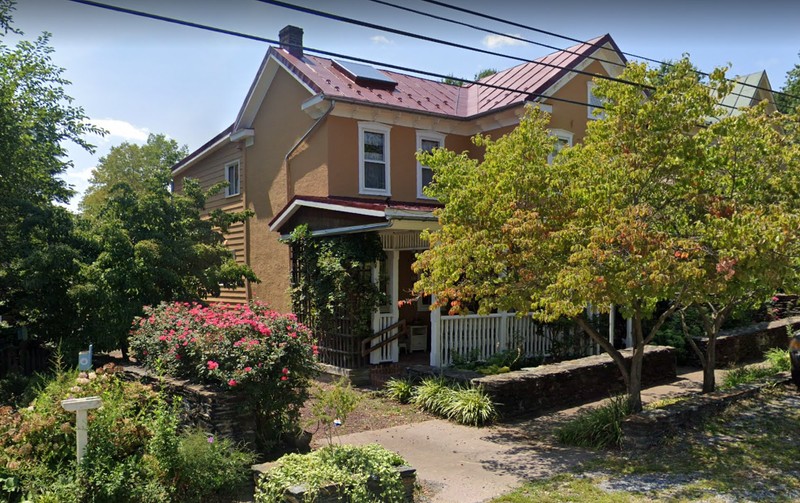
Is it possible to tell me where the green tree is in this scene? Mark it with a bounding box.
[414,58,800,411]
[0,0,101,340]
[80,133,188,216]
[474,68,497,80]
[776,53,800,114]
[71,175,259,357]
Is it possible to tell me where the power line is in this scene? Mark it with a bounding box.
[366,0,626,70]
[67,0,771,118]
[252,0,655,91]
[419,0,797,102]
[66,0,606,112]
[254,0,777,112]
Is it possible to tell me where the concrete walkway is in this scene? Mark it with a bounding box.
[335,367,726,503]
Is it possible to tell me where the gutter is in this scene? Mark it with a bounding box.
[285,98,336,202]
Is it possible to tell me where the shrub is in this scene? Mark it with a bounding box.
[384,377,414,404]
[412,377,453,415]
[765,347,791,372]
[556,394,632,449]
[255,444,406,503]
[0,365,255,503]
[129,301,318,450]
[306,378,361,446]
[441,386,497,426]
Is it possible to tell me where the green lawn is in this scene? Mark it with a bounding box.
[493,386,800,502]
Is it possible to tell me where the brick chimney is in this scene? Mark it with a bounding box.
[279,25,303,59]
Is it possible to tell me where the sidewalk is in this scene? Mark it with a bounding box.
[334,367,725,503]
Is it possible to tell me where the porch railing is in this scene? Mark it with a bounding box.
[436,312,591,367]
[362,319,407,362]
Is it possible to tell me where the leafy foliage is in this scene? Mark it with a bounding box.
[306,378,361,446]
[71,175,259,356]
[0,2,101,347]
[255,444,407,503]
[776,52,800,114]
[411,377,452,415]
[401,377,497,426]
[384,377,414,404]
[130,301,317,451]
[0,364,254,502]
[556,394,632,449]
[80,133,188,216]
[720,348,790,389]
[287,225,386,339]
[413,56,800,409]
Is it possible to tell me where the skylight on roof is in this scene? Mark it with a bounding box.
[332,59,397,88]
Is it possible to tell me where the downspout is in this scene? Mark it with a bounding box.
[285,98,336,202]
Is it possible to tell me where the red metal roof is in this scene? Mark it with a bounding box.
[275,34,615,119]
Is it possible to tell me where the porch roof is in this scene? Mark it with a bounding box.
[270,195,441,236]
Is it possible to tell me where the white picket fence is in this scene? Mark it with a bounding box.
[435,311,590,367]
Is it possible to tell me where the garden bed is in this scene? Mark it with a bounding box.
[621,372,792,450]
[693,316,800,367]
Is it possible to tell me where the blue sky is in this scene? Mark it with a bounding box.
[9,0,800,211]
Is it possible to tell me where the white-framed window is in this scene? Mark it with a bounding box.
[416,130,446,199]
[225,160,240,197]
[587,82,605,119]
[548,129,573,164]
[358,122,392,196]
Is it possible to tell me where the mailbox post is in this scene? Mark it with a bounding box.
[61,396,102,464]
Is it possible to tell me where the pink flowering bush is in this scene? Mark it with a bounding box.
[129,301,318,451]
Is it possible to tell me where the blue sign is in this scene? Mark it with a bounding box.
[78,344,93,371]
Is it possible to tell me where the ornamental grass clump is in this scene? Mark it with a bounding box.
[384,377,414,404]
[442,385,498,426]
[556,394,632,449]
[255,444,406,503]
[129,301,319,451]
[411,377,453,415]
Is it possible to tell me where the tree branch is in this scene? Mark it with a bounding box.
[575,314,630,387]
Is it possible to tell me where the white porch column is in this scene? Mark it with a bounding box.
[608,305,615,345]
[371,259,381,334]
[429,294,441,367]
[391,250,399,321]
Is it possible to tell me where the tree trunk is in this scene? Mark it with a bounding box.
[702,333,717,393]
[628,341,645,412]
[575,315,630,388]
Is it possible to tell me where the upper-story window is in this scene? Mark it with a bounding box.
[587,82,605,119]
[548,129,573,163]
[358,122,392,196]
[225,160,240,197]
[416,130,446,199]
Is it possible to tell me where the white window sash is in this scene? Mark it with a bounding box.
[416,130,446,199]
[358,122,392,196]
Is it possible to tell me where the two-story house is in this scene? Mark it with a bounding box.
[172,25,630,372]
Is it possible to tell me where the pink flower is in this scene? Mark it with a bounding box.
[244,367,252,372]
[280,376,288,381]
[228,379,237,386]
[159,335,167,342]
[282,367,289,375]
[207,360,219,370]
[773,296,780,302]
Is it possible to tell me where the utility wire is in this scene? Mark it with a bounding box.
[68,0,770,117]
[67,0,606,111]
[254,0,776,112]
[367,0,626,70]
[253,0,655,91]
[420,0,797,102]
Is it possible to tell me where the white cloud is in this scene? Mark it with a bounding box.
[482,34,526,49]
[89,118,150,142]
[370,35,393,45]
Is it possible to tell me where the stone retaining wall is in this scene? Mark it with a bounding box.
[621,374,791,450]
[473,346,676,417]
[119,364,257,448]
[695,317,800,367]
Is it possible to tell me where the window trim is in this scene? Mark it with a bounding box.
[587,82,605,120]
[358,122,392,196]
[548,129,573,164]
[225,160,240,197]
[416,130,446,200]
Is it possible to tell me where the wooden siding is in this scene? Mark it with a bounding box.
[174,140,249,304]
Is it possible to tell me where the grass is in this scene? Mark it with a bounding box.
[500,386,800,502]
[556,395,631,449]
[720,347,790,390]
